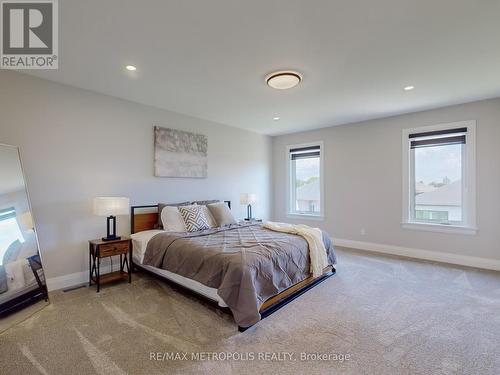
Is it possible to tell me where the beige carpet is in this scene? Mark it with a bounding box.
[0,299,49,335]
[1,247,500,374]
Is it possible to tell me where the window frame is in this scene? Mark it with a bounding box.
[401,121,477,235]
[286,141,324,220]
[0,207,16,221]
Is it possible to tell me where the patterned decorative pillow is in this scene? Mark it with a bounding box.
[200,205,217,228]
[178,205,210,232]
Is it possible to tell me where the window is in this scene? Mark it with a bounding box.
[287,142,323,218]
[0,207,25,265]
[402,121,476,234]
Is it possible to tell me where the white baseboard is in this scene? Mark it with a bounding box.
[46,265,114,292]
[333,238,500,272]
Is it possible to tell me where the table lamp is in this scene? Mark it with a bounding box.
[240,193,257,221]
[19,211,34,231]
[93,197,129,241]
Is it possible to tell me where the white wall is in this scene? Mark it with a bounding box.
[272,98,500,265]
[0,71,272,283]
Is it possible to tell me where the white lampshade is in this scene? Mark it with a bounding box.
[240,193,258,205]
[93,197,129,216]
[19,211,33,230]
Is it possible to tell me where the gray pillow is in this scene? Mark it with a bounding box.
[207,202,237,227]
[192,200,220,206]
[157,201,191,229]
[2,240,21,265]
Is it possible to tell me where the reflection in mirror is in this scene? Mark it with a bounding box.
[0,144,49,329]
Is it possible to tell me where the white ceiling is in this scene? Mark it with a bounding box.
[26,0,500,135]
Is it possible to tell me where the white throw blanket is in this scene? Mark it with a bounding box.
[263,221,328,277]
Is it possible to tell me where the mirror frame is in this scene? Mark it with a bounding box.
[0,143,49,316]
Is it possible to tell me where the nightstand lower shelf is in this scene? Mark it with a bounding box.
[92,270,128,285]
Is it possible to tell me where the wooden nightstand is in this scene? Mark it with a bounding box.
[88,237,132,292]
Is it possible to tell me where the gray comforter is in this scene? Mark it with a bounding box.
[143,223,336,327]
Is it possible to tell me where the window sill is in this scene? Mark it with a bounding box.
[401,222,477,235]
[286,213,324,221]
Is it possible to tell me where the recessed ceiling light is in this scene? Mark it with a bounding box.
[266,71,302,90]
[404,85,415,91]
[125,65,137,71]
[273,116,280,121]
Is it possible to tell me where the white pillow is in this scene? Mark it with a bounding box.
[160,206,188,232]
[200,205,217,228]
[5,259,27,291]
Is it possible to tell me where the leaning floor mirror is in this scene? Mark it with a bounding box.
[0,144,48,331]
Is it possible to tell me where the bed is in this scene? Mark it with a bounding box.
[130,201,336,331]
[0,253,48,316]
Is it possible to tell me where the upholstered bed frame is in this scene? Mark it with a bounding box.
[130,202,336,332]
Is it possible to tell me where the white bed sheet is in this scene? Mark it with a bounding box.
[0,259,39,304]
[131,230,227,308]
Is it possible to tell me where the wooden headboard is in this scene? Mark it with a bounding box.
[130,201,231,234]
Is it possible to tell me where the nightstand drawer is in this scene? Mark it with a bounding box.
[99,241,129,257]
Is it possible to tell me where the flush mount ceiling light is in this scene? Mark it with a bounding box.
[404,85,415,91]
[266,70,302,90]
[273,116,280,121]
[125,65,137,71]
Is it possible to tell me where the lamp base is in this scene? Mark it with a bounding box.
[102,216,119,241]
[102,235,121,242]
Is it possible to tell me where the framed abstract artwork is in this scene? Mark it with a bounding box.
[154,126,207,178]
